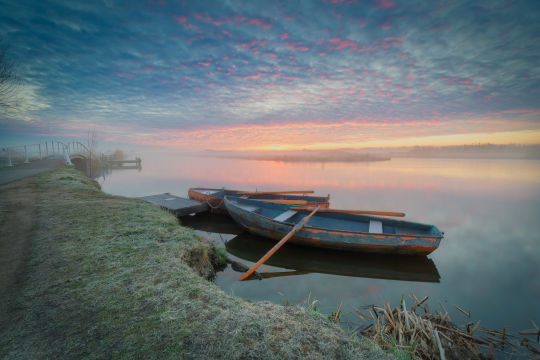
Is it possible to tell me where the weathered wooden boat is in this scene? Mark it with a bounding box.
[224,196,443,255]
[226,233,440,282]
[188,187,330,215]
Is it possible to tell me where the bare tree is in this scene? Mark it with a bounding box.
[86,128,99,177]
[0,47,20,110]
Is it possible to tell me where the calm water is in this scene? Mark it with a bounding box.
[100,153,540,333]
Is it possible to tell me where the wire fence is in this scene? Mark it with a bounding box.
[0,141,89,168]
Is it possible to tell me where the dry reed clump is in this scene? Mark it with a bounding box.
[355,295,539,360]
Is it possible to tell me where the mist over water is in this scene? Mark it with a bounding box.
[100,153,540,332]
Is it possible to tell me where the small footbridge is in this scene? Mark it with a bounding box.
[0,140,91,168]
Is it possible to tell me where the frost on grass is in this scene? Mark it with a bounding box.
[0,168,392,359]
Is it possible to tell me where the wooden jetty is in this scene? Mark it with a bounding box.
[140,193,208,216]
[105,157,142,168]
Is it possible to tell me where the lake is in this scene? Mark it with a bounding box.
[99,153,540,334]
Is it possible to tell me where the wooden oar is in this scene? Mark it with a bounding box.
[291,207,405,217]
[255,199,309,205]
[243,270,312,280]
[236,190,314,195]
[239,207,320,281]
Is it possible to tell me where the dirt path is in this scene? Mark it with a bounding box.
[0,178,37,324]
[0,158,64,185]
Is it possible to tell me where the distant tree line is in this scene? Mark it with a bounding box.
[394,144,540,159]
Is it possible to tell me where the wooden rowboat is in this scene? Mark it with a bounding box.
[188,187,330,215]
[224,196,443,255]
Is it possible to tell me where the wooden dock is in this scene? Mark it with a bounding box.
[105,157,142,168]
[140,193,208,216]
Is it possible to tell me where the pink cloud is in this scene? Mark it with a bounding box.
[375,0,396,9]
[197,62,211,67]
[191,14,272,30]
[329,38,358,50]
[355,19,367,28]
[194,13,225,26]
[393,85,412,92]
[265,53,278,58]
[378,36,403,49]
[174,16,201,32]
[173,15,187,23]
[187,36,204,44]
[243,72,263,80]
[322,0,358,4]
[380,19,391,30]
[286,42,309,51]
[442,76,482,91]
[280,32,289,40]
[247,17,272,29]
[237,40,268,49]
[332,11,343,19]
[501,109,540,116]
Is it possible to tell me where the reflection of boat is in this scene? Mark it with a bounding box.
[188,188,330,215]
[224,197,443,255]
[226,233,440,282]
[179,213,244,235]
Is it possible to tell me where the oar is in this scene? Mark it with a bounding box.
[239,206,320,281]
[255,199,309,205]
[236,190,315,195]
[243,270,312,280]
[291,207,405,217]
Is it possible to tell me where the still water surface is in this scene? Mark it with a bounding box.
[100,153,539,333]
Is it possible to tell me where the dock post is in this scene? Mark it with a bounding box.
[7,148,13,167]
[45,142,49,156]
[39,144,42,160]
[24,145,30,163]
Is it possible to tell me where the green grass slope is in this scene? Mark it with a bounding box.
[0,168,392,360]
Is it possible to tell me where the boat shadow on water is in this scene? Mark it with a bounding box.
[225,232,441,283]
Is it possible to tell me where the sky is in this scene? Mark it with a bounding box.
[0,0,539,150]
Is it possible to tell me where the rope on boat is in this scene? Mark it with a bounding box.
[205,198,224,214]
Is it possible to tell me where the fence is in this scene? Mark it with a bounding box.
[0,141,89,168]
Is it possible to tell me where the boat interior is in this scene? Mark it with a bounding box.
[194,188,328,202]
[228,196,440,237]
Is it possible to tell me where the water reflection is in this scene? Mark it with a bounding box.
[72,159,142,179]
[226,233,440,283]
[100,154,540,332]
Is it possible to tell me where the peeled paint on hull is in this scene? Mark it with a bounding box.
[225,197,442,255]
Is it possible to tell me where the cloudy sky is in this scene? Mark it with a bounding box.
[1,0,539,150]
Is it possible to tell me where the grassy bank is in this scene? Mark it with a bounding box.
[0,168,391,359]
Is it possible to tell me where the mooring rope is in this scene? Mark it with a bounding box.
[205,198,225,214]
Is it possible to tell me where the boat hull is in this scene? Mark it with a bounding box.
[188,188,330,215]
[224,197,442,255]
[188,188,229,214]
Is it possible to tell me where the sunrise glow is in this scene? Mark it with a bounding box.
[0,1,538,150]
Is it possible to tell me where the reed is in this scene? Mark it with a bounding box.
[355,295,539,359]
